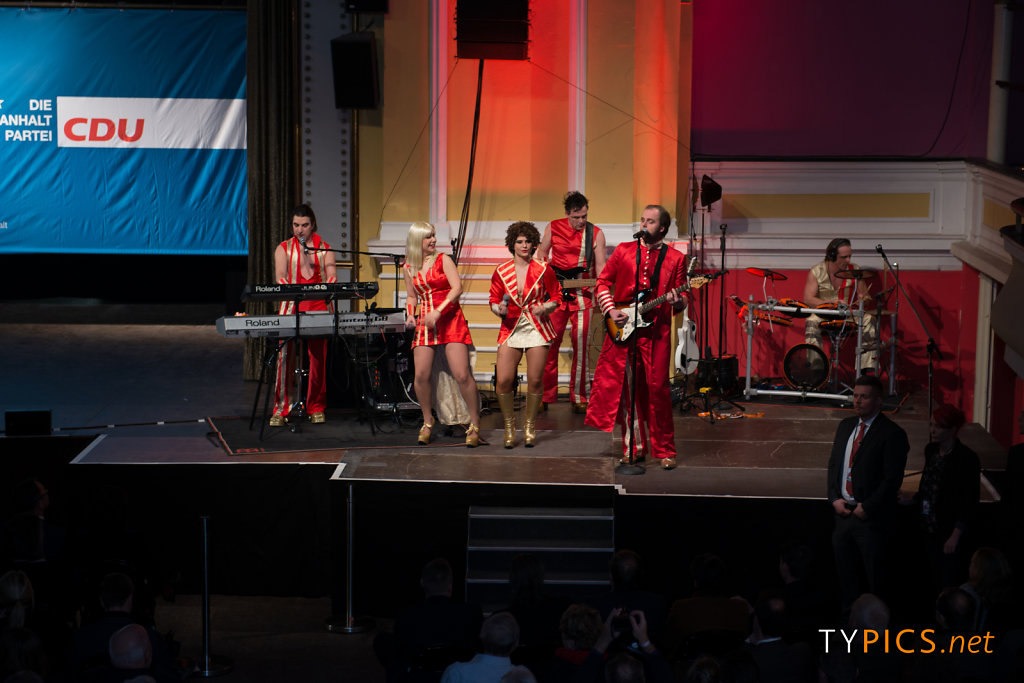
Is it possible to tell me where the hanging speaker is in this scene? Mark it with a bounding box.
[331,32,380,109]
[700,175,722,207]
[345,0,388,12]
[456,0,529,61]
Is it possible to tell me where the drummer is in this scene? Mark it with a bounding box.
[803,238,878,374]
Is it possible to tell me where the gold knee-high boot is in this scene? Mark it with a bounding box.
[524,393,543,447]
[496,392,516,448]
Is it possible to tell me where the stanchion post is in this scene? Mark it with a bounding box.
[195,516,232,678]
[325,482,374,633]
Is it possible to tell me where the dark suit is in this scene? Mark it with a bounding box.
[827,412,908,609]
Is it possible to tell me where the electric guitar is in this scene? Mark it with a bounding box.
[552,266,598,302]
[605,275,710,343]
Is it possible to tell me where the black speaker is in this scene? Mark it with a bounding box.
[4,410,52,436]
[345,0,387,13]
[331,32,380,109]
[456,0,529,61]
[700,174,722,207]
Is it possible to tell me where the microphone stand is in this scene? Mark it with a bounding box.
[305,245,404,309]
[304,245,411,426]
[711,224,744,415]
[875,244,940,415]
[617,232,646,476]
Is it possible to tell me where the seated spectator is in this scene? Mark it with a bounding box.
[819,594,899,683]
[0,570,33,631]
[103,624,156,683]
[560,609,673,683]
[500,665,537,683]
[605,652,646,683]
[441,612,518,683]
[961,546,1020,636]
[777,543,829,644]
[499,553,570,652]
[543,604,603,682]
[0,627,48,682]
[69,572,178,683]
[592,550,668,644]
[378,558,483,682]
[742,595,814,683]
[664,553,751,658]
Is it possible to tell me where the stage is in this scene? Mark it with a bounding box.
[0,320,1010,613]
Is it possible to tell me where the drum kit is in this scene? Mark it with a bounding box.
[738,266,898,401]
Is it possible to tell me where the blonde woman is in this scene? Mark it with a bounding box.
[489,222,560,447]
[404,222,481,446]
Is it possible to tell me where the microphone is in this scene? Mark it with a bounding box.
[299,236,309,255]
[632,230,646,240]
[875,244,884,254]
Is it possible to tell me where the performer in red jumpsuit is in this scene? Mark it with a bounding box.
[403,221,482,446]
[488,222,562,448]
[271,204,337,426]
[585,205,687,470]
[537,191,607,413]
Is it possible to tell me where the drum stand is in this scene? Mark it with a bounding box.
[741,299,867,404]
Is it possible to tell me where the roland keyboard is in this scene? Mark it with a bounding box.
[241,281,379,302]
[215,310,405,338]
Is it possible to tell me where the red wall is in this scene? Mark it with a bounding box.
[690,265,979,415]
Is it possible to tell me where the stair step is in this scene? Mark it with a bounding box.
[468,505,614,521]
[467,569,610,585]
[467,538,614,552]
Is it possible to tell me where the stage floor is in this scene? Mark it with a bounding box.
[0,323,1007,502]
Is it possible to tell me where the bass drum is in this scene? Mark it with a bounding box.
[782,343,829,391]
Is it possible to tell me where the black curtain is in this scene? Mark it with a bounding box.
[243,0,299,379]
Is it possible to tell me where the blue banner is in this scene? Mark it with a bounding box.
[0,8,247,255]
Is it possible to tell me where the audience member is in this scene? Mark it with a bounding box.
[101,623,156,683]
[592,550,668,644]
[0,627,47,682]
[819,593,899,683]
[961,546,1020,636]
[1,478,65,566]
[69,572,178,682]
[777,543,829,645]
[0,570,33,631]
[499,553,570,652]
[500,665,537,683]
[379,558,483,682]
[577,608,673,683]
[664,553,751,658]
[605,652,646,683]
[440,612,518,683]
[543,603,603,682]
[742,595,815,683]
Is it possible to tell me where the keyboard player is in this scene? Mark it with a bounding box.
[270,204,337,427]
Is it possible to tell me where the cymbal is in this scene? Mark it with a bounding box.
[746,267,787,281]
[835,269,875,280]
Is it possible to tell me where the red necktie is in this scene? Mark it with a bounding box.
[845,421,867,498]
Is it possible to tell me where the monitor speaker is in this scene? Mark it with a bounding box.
[5,410,52,436]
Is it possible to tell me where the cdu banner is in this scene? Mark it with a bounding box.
[0,8,247,255]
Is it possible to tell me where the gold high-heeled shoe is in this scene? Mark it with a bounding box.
[496,392,516,448]
[418,422,434,445]
[465,423,481,448]
[523,393,543,447]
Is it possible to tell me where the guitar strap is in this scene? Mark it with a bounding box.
[649,244,668,296]
[584,222,595,272]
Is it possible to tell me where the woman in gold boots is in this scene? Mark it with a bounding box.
[488,222,561,447]
[403,222,482,447]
